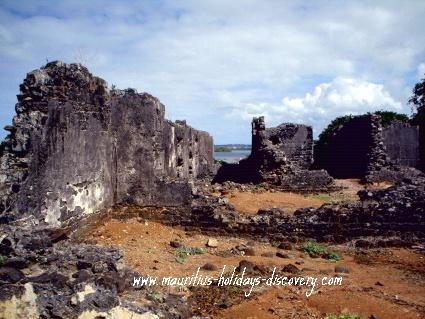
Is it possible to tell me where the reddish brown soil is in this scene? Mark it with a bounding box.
[86,219,425,319]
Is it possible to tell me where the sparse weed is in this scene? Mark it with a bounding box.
[174,256,185,264]
[270,240,279,247]
[174,246,206,264]
[327,252,341,262]
[176,247,206,257]
[228,286,239,295]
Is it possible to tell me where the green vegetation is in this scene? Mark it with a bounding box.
[324,314,361,319]
[215,146,232,152]
[317,110,409,149]
[270,240,279,247]
[316,115,353,148]
[228,286,239,295]
[328,252,341,262]
[370,110,409,127]
[302,241,341,262]
[174,246,207,264]
[0,255,4,266]
[174,256,185,264]
[310,194,333,202]
[303,241,328,256]
[409,74,425,125]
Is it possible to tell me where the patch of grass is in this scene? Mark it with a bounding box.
[174,256,185,264]
[328,252,341,262]
[174,246,207,264]
[324,314,361,319]
[310,194,333,202]
[303,241,341,262]
[176,247,207,257]
[0,255,4,266]
[303,241,328,256]
[270,240,279,247]
[228,286,239,295]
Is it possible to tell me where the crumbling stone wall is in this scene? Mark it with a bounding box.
[0,61,213,226]
[214,117,333,190]
[314,114,422,182]
[382,121,420,167]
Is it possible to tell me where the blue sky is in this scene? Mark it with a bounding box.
[1,0,424,143]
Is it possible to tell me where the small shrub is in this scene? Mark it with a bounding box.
[327,252,341,262]
[303,241,341,262]
[228,287,239,295]
[174,256,185,264]
[303,241,328,256]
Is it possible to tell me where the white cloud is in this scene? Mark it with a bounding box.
[418,63,425,80]
[0,1,424,143]
[224,77,403,136]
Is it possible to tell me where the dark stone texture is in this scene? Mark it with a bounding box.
[0,61,214,226]
[382,121,420,168]
[214,116,335,191]
[314,114,423,182]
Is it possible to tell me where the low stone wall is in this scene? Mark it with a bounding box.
[147,175,425,244]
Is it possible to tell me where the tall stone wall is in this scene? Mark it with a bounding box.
[314,115,378,178]
[314,114,422,182]
[0,61,214,226]
[382,122,420,168]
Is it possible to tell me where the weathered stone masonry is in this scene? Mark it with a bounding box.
[214,116,333,191]
[314,114,423,182]
[0,61,214,226]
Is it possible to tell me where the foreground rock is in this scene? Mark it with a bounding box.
[0,224,189,318]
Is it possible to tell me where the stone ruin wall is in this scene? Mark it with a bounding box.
[251,116,313,169]
[214,116,333,190]
[0,61,214,226]
[314,114,423,181]
[382,121,420,168]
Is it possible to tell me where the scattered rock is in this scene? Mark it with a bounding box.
[241,247,256,256]
[261,252,275,258]
[201,263,218,271]
[278,242,292,250]
[276,251,289,258]
[335,266,350,274]
[170,240,182,248]
[282,264,300,274]
[0,267,25,283]
[238,260,255,273]
[206,238,218,248]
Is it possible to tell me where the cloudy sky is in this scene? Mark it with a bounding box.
[1,0,424,143]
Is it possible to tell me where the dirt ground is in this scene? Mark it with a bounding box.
[226,179,375,214]
[86,218,425,319]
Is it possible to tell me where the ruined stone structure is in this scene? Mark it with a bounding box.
[0,61,213,226]
[214,116,333,190]
[314,114,423,182]
[382,121,420,167]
